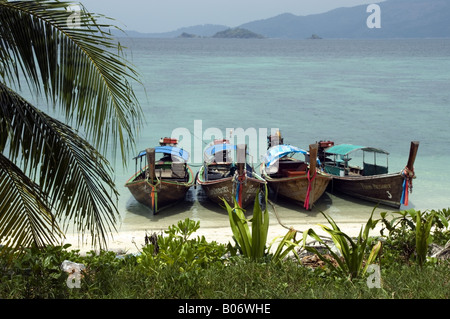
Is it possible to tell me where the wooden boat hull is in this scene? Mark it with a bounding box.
[322,141,419,208]
[125,166,194,214]
[197,167,266,208]
[261,167,331,209]
[328,172,406,208]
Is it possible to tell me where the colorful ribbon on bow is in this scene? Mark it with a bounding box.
[401,167,415,206]
[304,169,317,210]
[235,175,245,207]
[147,180,160,214]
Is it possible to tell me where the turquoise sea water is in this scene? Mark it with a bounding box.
[109,38,450,231]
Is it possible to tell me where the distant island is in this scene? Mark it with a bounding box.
[212,28,264,39]
[177,27,265,39]
[178,32,200,38]
[308,34,322,39]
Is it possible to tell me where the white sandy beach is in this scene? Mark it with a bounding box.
[62,218,385,255]
[62,190,394,255]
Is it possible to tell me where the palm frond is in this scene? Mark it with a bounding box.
[0,0,143,161]
[0,152,62,251]
[0,82,119,249]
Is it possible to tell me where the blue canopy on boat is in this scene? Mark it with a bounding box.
[325,144,389,156]
[263,144,308,168]
[134,146,190,162]
[204,143,237,157]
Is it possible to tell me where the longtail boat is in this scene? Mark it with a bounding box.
[260,135,331,211]
[125,138,194,214]
[318,141,419,208]
[196,139,266,208]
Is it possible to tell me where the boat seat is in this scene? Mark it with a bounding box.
[158,169,173,178]
[206,172,224,180]
[284,170,307,177]
[171,162,186,179]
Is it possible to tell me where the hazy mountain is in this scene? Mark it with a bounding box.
[121,0,450,39]
[118,24,229,38]
[239,0,450,39]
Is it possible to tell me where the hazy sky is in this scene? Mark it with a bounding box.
[78,0,383,33]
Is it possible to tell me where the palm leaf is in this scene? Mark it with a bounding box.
[0,152,63,251]
[0,82,119,249]
[0,0,143,161]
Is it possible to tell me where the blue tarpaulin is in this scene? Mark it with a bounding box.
[134,146,190,162]
[204,143,237,157]
[263,145,308,168]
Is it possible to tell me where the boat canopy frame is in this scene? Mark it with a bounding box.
[203,143,252,164]
[134,146,190,162]
[324,144,389,176]
[133,146,190,175]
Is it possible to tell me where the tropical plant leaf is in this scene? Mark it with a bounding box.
[0,152,63,251]
[251,187,269,259]
[303,211,381,280]
[416,210,435,266]
[223,198,252,257]
[270,228,300,264]
[0,1,143,250]
[362,240,382,275]
[0,82,119,249]
[0,0,143,161]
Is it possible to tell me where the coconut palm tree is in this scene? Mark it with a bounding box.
[0,0,143,250]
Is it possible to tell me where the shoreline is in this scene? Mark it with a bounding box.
[62,219,384,255]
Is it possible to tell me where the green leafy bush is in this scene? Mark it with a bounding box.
[0,244,80,298]
[302,210,382,280]
[223,187,301,263]
[380,208,450,266]
[137,218,228,277]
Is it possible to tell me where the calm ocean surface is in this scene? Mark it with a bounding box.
[109,37,450,232]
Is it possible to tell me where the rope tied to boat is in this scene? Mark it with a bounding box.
[303,169,317,210]
[401,166,415,206]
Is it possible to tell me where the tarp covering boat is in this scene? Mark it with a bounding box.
[204,143,237,157]
[134,146,190,162]
[263,144,308,168]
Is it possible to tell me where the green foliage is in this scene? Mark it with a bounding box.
[223,188,269,260]
[303,209,381,280]
[380,208,450,266]
[268,228,301,265]
[0,244,80,298]
[223,187,301,263]
[1,210,450,299]
[137,218,228,280]
[415,210,435,267]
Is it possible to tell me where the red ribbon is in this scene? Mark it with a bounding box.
[304,170,317,210]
